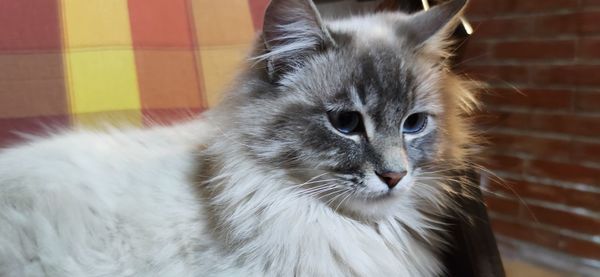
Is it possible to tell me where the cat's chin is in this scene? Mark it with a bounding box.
[323,175,417,220]
[332,189,408,221]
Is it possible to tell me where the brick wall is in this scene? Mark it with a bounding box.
[460,0,600,272]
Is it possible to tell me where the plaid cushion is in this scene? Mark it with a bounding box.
[0,0,269,146]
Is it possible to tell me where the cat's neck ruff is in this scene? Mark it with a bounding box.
[197,141,445,276]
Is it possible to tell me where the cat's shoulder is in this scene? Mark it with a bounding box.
[0,118,215,276]
[0,118,215,194]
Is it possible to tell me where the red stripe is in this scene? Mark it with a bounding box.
[142,108,204,126]
[247,0,270,31]
[0,115,71,147]
[128,0,194,48]
[0,0,63,52]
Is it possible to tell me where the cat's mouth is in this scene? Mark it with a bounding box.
[357,190,395,201]
[296,171,409,204]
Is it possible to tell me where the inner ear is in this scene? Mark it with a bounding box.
[259,0,335,80]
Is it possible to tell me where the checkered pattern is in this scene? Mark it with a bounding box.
[0,0,269,146]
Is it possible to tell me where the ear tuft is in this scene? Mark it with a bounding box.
[408,0,468,46]
[258,0,335,80]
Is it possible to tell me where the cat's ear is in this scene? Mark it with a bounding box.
[406,0,467,46]
[260,0,335,79]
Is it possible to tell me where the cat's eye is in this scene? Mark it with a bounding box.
[328,111,364,135]
[402,113,428,134]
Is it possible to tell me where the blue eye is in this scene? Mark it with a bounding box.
[402,113,428,134]
[328,111,363,135]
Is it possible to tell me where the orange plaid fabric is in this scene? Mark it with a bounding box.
[0,0,269,146]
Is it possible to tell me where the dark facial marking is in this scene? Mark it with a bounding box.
[406,129,439,168]
[356,49,415,134]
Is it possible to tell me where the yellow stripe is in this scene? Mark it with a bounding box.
[62,0,133,48]
[191,0,256,107]
[198,45,250,107]
[75,110,142,130]
[61,0,141,127]
[66,50,141,113]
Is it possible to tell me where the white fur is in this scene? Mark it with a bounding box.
[0,117,444,276]
[196,135,446,276]
[0,120,217,276]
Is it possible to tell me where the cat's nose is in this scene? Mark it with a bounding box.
[376,171,407,189]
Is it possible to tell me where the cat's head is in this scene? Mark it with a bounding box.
[217,0,477,220]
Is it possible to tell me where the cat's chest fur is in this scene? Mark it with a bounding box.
[196,142,444,277]
[0,121,443,276]
[204,209,442,277]
[201,189,443,277]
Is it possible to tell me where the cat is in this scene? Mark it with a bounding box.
[0,0,479,276]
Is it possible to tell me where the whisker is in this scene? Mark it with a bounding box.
[333,190,354,214]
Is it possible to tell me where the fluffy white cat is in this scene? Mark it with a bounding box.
[0,0,477,276]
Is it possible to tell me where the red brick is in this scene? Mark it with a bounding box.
[466,0,510,16]
[580,38,600,59]
[488,179,600,211]
[465,0,496,17]
[562,237,600,260]
[531,66,577,85]
[484,154,525,174]
[488,133,571,160]
[468,11,599,39]
[531,65,600,87]
[528,160,600,186]
[530,65,577,86]
[521,205,600,234]
[533,13,578,37]
[467,0,578,16]
[491,217,600,260]
[572,141,600,164]
[528,114,600,137]
[491,217,562,251]
[483,111,600,138]
[483,88,572,110]
[512,0,578,13]
[575,92,600,113]
[461,41,491,63]
[493,40,575,60]
[484,195,521,216]
[580,11,600,34]
[459,1,600,262]
[470,18,533,39]
[484,111,530,129]
[583,0,600,7]
[576,65,600,86]
[461,65,529,84]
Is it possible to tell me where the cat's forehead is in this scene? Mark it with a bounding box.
[294,45,441,119]
[286,14,442,114]
[296,41,419,106]
[326,13,412,48]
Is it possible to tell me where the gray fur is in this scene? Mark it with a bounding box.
[210,0,476,216]
[198,1,480,275]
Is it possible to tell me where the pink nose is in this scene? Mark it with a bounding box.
[376,171,407,189]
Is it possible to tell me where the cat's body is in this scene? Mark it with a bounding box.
[0,122,214,276]
[0,0,477,276]
[0,119,439,276]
